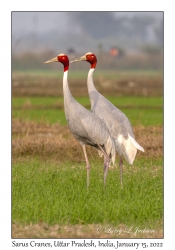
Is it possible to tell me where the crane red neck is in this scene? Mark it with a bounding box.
[86,53,97,69]
[58,55,69,72]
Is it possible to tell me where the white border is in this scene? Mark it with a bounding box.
[1,2,174,249]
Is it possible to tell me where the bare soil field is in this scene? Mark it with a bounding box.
[12,119,163,163]
[12,222,163,239]
[12,71,163,97]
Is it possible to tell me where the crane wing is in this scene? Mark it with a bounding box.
[80,113,116,164]
[89,91,144,164]
[66,100,116,164]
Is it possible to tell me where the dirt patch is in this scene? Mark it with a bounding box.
[12,222,163,239]
[12,119,163,163]
[12,72,163,97]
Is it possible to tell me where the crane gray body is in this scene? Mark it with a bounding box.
[64,91,115,157]
[87,69,144,165]
[63,71,116,165]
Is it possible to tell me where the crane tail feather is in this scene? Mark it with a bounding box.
[128,134,145,152]
[97,136,116,165]
[111,139,116,165]
[106,136,116,165]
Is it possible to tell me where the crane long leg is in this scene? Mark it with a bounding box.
[119,156,123,187]
[82,145,90,189]
[98,145,111,186]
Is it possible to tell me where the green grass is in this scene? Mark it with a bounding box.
[13,69,163,79]
[12,109,66,125]
[12,157,163,226]
[12,96,163,126]
[12,97,61,106]
[12,96,163,108]
[12,77,163,232]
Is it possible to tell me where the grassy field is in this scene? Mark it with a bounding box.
[12,70,163,238]
[12,96,162,126]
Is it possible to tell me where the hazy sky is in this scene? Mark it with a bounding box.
[12,11,163,35]
[12,12,163,54]
[12,12,71,34]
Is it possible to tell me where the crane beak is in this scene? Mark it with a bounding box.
[43,56,58,64]
[70,55,86,63]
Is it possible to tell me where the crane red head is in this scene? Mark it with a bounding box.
[70,52,97,69]
[43,54,69,72]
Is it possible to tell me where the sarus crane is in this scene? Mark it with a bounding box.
[43,54,116,188]
[71,52,144,186]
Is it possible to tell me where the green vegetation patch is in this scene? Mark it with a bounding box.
[12,158,163,227]
[12,96,163,126]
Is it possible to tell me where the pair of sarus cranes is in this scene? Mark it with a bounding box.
[43,52,144,188]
